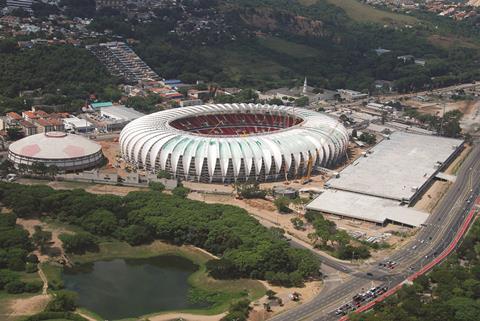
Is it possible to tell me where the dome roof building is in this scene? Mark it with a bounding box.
[8,132,103,171]
[120,104,349,183]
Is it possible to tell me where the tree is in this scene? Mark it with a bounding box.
[59,233,98,254]
[6,127,24,141]
[0,159,14,175]
[235,181,267,199]
[81,209,117,235]
[172,186,190,198]
[47,165,60,178]
[266,289,277,299]
[18,163,29,174]
[358,132,377,145]
[221,299,251,321]
[120,225,154,246]
[31,162,47,176]
[295,96,309,107]
[274,197,292,214]
[5,280,25,294]
[156,170,171,179]
[291,217,305,230]
[46,290,78,312]
[32,225,52,254]
[148,181,165,192]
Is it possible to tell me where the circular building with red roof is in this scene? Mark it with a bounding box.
[8,132,103,171]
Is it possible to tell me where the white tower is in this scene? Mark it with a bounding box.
[303,77,307,94]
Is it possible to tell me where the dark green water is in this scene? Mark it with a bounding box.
[62,255,205,320]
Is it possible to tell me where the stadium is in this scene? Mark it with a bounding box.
[120,104,349,183]
[8,132,103,171]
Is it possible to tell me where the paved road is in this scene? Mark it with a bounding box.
[270,143,480,321]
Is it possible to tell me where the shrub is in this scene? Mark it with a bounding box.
[221,299,251,321]
[25,262,38,273]
[172,186,190,198]
[24,281,43,293]
[46,290,78,312]
[26,254,39,264]
[59,233,98,254]
[5,280,25,293]
[274,197,292,213]
[148,181,165,192]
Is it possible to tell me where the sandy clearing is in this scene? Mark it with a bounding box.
[249,280,322,321]
[7,294,50,317]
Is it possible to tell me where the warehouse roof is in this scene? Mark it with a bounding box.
[100,106,145,122]
[307,189,429,227]
[327,131,463,201]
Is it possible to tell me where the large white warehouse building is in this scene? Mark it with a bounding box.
[120,104,349,183]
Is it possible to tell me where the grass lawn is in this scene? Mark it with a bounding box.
[258,36,320,58]
[54,241,266,319]
[19,270,43,284]
[41,262,64,290]
[324,0,418,24]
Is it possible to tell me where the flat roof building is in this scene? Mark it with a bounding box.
[307,189,429,227]
[100,106,145,122]
[326,131,463,202]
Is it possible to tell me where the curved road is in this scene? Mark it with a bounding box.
[271,143,480,321]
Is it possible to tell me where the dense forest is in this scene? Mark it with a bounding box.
[350,219,480,321]
[0,182,320,287]
[0,212,43,295]
[0,41,119,114]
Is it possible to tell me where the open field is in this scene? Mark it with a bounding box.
[324,0,418,24]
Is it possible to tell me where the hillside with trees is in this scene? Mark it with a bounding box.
[0,41,119,114]
[85,0,480,93]
[0,182,320,287]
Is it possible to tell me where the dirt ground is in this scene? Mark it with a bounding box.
[144,313,226,321]
[249,280,323,321]
[414,181,451,213]
[5,294,50,319]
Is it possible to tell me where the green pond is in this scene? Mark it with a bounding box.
[62,255,207,320]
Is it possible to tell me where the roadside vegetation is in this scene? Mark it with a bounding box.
[305,211,378,260]
[350,218,480,321]
[404,109,463,137]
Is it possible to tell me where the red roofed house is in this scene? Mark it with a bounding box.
[19,120,37,136]
[49,119,65,132]
[6,112,22,125]
[22,111,39,122]
[35,118,54,133]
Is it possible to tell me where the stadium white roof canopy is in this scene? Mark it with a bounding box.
[120,103,349,182]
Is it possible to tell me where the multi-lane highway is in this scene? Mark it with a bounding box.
[271,143,480,321]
